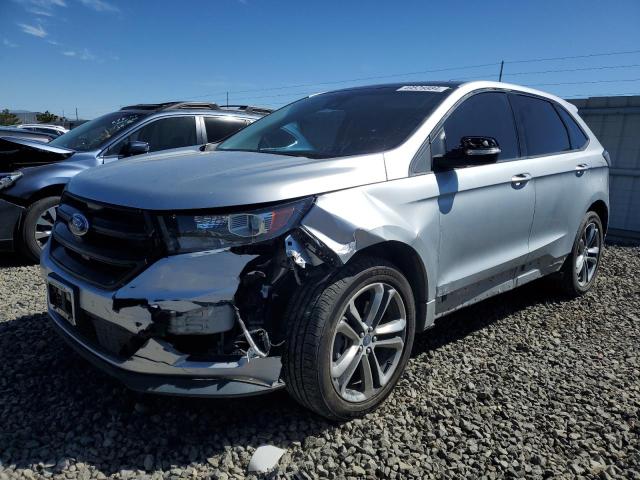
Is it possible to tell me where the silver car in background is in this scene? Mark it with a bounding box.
[17,124,69,137]
[41,81,609,420]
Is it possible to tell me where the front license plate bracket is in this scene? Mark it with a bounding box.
[47,275,78,326]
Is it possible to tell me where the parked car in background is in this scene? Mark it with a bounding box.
[0,126,55,143]
[0,102,271,260]
[41,81,609,420]
[17,124,69,137]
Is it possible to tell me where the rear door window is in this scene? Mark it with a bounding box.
[204,116,248,143]
[440,92,519,162]
[510,94,571,156]
[554,105,588,150]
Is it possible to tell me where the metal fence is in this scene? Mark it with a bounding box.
[569,96,640,240]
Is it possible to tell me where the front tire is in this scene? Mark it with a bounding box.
[20,196,60,261]
[283,257,415,421]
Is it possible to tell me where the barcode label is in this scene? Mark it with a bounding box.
[397,85,450,92]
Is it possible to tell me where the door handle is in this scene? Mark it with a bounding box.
[511,173,532,187]
[575,163,589,172]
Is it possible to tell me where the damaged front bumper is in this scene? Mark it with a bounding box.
[41,243,286,397]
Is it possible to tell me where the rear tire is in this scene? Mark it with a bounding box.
[282,256,415,421]
[554,211,604,297]
[20,196,60,262]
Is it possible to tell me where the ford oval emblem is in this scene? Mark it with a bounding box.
[69,213,90,237]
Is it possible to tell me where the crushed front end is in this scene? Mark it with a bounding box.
[41,192,339,397]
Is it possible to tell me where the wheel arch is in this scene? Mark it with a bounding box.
[345,240,430,331]
[588,199,608,234]
[27,184,65,204]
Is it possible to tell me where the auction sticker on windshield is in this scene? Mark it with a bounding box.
[397,85,450,92]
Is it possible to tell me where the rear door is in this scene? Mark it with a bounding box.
[509,94,593,265]
[433,91,536,312]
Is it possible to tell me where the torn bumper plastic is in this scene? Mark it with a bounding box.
[41,244,284,397]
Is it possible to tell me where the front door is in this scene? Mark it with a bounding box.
[432,91,535,313]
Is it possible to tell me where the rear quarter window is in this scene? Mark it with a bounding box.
[554,105,589,150]
[510,94,571,156]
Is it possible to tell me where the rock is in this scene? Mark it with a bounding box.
[352,465,366,476]
[247,445,286,473]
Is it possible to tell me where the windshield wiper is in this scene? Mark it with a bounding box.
[216,148,329,159]
[258,150,328,159]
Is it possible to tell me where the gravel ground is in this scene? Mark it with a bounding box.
[0,245,638,480]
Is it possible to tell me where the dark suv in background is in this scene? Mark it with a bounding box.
[0,102,271,260]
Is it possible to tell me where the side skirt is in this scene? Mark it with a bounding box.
[434,254,567,319]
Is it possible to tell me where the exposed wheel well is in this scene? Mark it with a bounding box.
[588,200,608,234]
[347,241,429,331]
[28,184,65,204]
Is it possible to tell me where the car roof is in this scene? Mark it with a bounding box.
[0,127,55,141]
[18,124,66,128]
[119,101,272,119]
[310,80,576,112]
[0,126,48,133]
[317,81,464,95]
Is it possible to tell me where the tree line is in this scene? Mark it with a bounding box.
[0,109,64,126]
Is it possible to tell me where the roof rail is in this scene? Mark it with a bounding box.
[120,101,220,111]
[221,105,274,115]
[120,102,177,111]
[119,102,273,114]
[164,102,220,110]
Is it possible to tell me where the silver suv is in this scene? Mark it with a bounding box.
[41,81,609,420]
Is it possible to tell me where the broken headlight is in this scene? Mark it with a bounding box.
[162,197,314,253]
[0,172,23,191]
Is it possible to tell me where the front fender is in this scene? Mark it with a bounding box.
[3,162,90,202]
[301,176,442,309]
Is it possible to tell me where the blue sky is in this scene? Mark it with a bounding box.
[1,0,640,119]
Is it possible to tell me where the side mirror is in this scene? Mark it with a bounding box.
[200,142,219,152]
[461,136,501,156]
[432,135,500,171]
[121,141,150,157]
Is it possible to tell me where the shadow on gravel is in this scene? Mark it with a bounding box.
[0,312,329,476]
[0,277,569,477]
[412,278,561,357]
[0,252,34,268]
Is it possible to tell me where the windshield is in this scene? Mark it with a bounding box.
[218,85,452,158]
[50,111,148,151]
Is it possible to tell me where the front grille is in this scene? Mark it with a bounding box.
[50,192,165,290]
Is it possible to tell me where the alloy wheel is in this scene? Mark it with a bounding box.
[34,206,57,249]
[575,221,601,287]
[330,282,407,403]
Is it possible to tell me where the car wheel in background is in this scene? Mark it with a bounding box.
[283,256,415,420]
[20,196,60,262]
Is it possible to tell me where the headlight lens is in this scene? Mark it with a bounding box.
[0,172,23,191]
[162,197,314,253]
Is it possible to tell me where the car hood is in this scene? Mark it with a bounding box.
[67,149,388,210]
[0,137,74,171]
